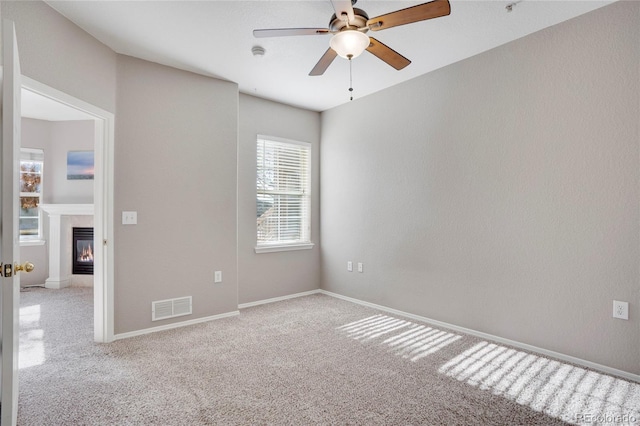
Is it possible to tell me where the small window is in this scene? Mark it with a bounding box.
[20,148,44,240]
[256,136,311,248]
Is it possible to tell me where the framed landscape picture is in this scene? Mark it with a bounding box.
[67,151,95,180]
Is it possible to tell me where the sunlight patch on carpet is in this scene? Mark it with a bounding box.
[438,342,640,425]
[19,304,46,369]
[337,315,461,361]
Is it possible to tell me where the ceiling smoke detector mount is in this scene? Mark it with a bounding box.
[252,45,266,57]
[505,1,523,13]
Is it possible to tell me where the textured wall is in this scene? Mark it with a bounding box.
[2,1,117,113]
[5,0,115,290]
[115,55,238,334]
[320,1,640,374]
[6,2,239,333]
[19,245,47,287]
[47,120,95,204]
[238,94,321,304]
[20,119,50,286]
[21,118,94,204]
[6,1,306,335]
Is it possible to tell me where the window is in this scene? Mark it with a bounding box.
[20,148,44,241]
[256,136,312,252]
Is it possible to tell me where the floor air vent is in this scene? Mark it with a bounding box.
[152,296,192,321]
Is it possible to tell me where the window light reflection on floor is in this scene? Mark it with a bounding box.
[337,314,461,361]
[19,304,46,369]
[439,341,640,425]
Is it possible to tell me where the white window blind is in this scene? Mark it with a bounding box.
[257,136,311,246]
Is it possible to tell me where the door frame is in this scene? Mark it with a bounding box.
[22,76,115,343]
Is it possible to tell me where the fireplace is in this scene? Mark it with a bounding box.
[72,227,94,275]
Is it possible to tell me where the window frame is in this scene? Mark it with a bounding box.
[19,148,44,244]
[255,135,313,254]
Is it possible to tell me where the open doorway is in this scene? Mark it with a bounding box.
[19,77,114,344]
[20,90,96,290]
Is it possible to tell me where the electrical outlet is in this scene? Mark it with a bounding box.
[214,271,222,283]
[347,261,353,272]
[613,300,629,320]
[357,262,363,273]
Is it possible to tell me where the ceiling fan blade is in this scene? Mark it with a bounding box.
[253,28,330,38]
[309,48,338,76]
[367,0,451,32]
[331,0,355,23]
[366,38,411,70]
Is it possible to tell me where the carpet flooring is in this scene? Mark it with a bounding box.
[17,287,640,425]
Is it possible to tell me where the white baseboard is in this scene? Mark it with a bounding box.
[111,288,639,382]
[114,311,240,341]
[319,290,640,383]
[238,289,321,309]
[114,289,320,340]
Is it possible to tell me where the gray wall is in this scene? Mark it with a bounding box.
[114,55,238,333]
[6,1,317,335]
[6,2,241,333]
[7,0,639,376]
[21,118,50,151]
[2,1,117,113]
[20,119,51,286]
[320,1,640,375]
[6,0,110,288]
[22,118,95,204]
[19,245,47,287]
[46,120,95,204]
[238,94,321,304]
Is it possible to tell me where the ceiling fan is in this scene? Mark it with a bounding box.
[253,0,451,76]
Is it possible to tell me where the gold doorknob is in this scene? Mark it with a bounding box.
[14,261,35,273]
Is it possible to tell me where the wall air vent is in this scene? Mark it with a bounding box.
[152,296,192,321]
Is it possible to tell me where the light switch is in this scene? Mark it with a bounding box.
[214,271,222,283]
[122,211,137,225]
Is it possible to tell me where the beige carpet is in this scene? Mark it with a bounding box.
[17,287,640,425]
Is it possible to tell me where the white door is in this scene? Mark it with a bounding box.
[0,19,23,426]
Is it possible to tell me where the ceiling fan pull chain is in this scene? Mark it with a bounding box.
[348,55,354,101]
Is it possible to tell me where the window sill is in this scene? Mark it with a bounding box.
[20,239,45,247]
[255,242,314,254]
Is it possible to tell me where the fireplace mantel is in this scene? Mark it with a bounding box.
[40,204,94,289]
[40,204,94,216]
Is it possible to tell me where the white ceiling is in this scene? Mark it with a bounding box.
[45,0,613,112]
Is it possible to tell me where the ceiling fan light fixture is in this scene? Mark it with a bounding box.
[330,30,370,59]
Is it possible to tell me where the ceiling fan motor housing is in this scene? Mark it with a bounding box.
[329,8,369,32]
